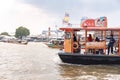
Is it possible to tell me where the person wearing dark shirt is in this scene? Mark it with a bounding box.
[95,37,100,42]
[107,35,115,55]
[73,34,77,42]
[95,37,104,54]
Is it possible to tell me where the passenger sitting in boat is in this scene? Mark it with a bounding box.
[87,34,94,53]
[88,34,93,42]
[95,37,100,42]
[95,37,104,54]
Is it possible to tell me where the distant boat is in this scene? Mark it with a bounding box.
[46,39,64,49]
[6,39,28,45]
[17,40,28,45]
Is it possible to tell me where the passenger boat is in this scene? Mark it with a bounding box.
[58,16,120,65]
[7,39,28,45]
[46,39,64,49]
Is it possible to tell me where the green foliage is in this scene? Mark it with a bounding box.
[15,26,30,39]
[1,32,9,36]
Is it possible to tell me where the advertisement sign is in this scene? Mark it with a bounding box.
[81,17,107,27]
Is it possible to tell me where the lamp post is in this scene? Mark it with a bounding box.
[55,25,58,40]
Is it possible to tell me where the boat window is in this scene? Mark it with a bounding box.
[65,32,71,39]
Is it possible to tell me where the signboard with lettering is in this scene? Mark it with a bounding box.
[81,17,107,27]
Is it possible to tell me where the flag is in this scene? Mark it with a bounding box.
[63,13,70,24]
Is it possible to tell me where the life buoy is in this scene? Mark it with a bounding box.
[73,42,79,50]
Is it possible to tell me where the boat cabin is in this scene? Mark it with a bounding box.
[60,27,120,55]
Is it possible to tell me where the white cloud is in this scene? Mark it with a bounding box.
[0,0,120,35]
[0,0,59,35]
[12,2,57,35]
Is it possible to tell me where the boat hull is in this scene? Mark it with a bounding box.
[58,52,120,65]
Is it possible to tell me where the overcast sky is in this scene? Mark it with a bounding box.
[0,0,120,35]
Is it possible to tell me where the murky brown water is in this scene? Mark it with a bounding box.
[0,42,120,80]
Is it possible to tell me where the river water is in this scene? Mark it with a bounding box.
[0,42,120,80]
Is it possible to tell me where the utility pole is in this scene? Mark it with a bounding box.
[55,25,58,40]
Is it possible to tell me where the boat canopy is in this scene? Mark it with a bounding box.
[60,27,120,31]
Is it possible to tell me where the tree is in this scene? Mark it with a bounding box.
[15,26,30,39]
[1,32,9,36]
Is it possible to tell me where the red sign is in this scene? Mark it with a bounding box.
[81,17,107,27]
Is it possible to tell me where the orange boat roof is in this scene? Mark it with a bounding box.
[60,27,120,31]
[60,27,81,31]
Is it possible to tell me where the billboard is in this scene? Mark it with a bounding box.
[81,17,107,27]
